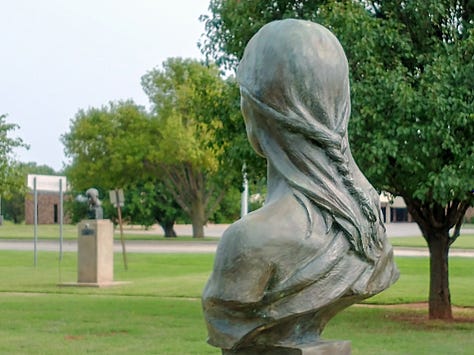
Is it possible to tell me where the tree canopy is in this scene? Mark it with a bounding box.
[61,101,182,235]
[0,114,29,199]
[62,101,154,190]
[62,59,242,237]
[200,0,474,319]
[141,58,240,237]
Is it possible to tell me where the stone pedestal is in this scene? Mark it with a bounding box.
[222,341,351,355]
[77,219,113,286]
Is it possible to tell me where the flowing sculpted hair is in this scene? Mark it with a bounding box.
[237,20,384,262]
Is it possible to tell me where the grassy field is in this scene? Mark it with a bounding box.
[0,251,473,354]
[389,234,474,249]
[0,221,217,241]
[0,222,78,239]
[2,221,474,247]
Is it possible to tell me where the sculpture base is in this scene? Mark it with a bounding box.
[222,341,351,355]
[77,219,113,284]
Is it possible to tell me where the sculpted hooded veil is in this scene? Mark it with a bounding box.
[203,19,399,352]
[239,19,382,262]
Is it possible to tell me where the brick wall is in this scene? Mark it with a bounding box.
[25,192,70,224]
[465,207,474,223]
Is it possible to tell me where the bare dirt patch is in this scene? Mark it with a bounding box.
[358,302,474,329]
[64,335,85,341]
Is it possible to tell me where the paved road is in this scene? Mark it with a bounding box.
[1,240,473,257]
[128,222,474,238]
[1,223,473,257]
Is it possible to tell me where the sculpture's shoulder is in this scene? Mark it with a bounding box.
[204,209,282,304]
[204,191,333,306]
[220,216,266,247]
[215,216,265,263]
[221,194,306,249]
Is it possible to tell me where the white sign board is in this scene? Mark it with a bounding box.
[109,189,125,207]
[27,174,67,192]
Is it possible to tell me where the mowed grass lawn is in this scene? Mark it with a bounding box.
[0,250,473,354]
[2,221,474,246]
[389,234,474,249]
[0,222,216,242]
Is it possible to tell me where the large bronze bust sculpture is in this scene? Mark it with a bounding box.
[202,19,399,354]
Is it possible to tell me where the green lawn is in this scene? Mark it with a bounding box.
[0,222,78,239]
[1,294,210,354]
[389,234,474,249]
[2,221,474,248]
[0,251,473,354]
[0,221,218,241]
[368,256,474,306]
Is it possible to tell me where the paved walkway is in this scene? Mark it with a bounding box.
[124,222,474,238]
[2,240,473,257]
[1,223,473,257]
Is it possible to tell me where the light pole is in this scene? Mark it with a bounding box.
[241,163,248,217]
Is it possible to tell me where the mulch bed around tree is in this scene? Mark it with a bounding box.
[357,302,474,328]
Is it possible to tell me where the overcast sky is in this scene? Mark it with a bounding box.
[1,0,210,171]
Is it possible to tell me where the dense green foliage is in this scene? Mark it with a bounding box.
[200,0,474,319]
[201,0,474,221]
[141,58,242,237]
[62,59,244,236]
[0,114,29,200]
[123,180,185,236]
[62,101,152,190]
[2,162,57,223]
[61,101,183,234]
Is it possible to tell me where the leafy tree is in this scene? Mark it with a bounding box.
[209,184,241,223]
[61,101,182,236]
[141,58,239,237]
[212,78,267,190]
[62,101,153,189]
[65,195,90,224]
[2,162,57,223]
[20,162,57,176]
[2,192,23,223]
[200,0,325,70]
[124,180,184,237]
[201,0,474,319]
[0,114,29,200]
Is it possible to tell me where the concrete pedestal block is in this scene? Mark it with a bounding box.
[222,341,351,355]
[77,219,113,286]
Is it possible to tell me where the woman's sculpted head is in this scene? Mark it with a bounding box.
[237,19,383,262]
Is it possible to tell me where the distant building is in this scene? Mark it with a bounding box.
[24,174,70,225]
[380,193,413,223]
[380,193,474,224]
[465,207,474,223]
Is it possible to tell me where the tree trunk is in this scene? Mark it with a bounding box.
[404,198,458,320]
[157,215,177,238]
[426,230,453,319]
[160,221,177,238]
[190,199,206,238]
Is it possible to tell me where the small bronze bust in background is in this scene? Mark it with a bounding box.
[202,19,399,354]
[86,188,103,220]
